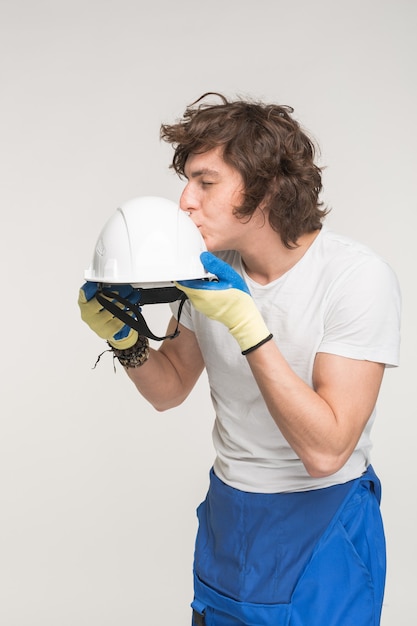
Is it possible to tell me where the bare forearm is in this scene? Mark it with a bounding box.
[124,348,188,411]
[246,340,384,477]
[123,321,205,412]
[247,343,337,476]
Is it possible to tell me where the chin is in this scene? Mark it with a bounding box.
[204,238,222,252]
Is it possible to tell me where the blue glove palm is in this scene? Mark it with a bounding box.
[176,252,272,354]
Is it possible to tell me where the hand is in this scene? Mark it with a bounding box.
[175,252,272,354]
[78,281,141,349]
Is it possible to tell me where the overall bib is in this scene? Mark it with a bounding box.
[191,466,385,626]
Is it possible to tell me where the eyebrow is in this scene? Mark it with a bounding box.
[186,168,220,179]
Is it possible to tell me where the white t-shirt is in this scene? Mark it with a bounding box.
[172,227,401,493]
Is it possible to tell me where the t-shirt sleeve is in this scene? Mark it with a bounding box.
[318,256,401,366]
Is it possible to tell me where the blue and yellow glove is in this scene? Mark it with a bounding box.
[176,252,273,355]
[78,281,140,349]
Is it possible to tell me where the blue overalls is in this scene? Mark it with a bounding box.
[191,466,385,626]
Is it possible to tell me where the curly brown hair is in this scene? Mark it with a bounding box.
[160,93,328,248]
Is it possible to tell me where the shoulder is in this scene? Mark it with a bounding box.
[318,228,385,263]
[315,228,400,290]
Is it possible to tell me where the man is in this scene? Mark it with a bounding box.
[79,93,401,625]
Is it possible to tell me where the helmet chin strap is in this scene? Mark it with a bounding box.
[95,285,188,341]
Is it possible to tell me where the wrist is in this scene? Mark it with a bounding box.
[241,333,273,355]
[110,336,150,368]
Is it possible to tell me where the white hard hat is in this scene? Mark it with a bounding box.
[85,195,208,287]
[83,195,208,341]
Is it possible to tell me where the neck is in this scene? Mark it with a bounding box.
[241,229,321,285]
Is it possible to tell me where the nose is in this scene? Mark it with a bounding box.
[179,181,197,214]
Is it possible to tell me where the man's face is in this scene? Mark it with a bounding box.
[180,146,250,252]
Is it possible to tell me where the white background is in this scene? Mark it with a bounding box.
[0,0,415,624]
